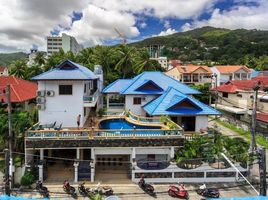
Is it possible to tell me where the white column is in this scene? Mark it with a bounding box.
[73,162,79,183]
[170,147,175,159]
[131,147,136,161]
[76,148,80,160]
[38,165,43,182]
[90,161,95,182]
[91,148,95,160]
[40,149,44,161]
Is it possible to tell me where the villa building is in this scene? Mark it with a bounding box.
[31,60,103,127]
[165,64,212,85]
[25,65,246,185]
[211,65,251,86]
[213,76,268,134]
[103,71,220,132]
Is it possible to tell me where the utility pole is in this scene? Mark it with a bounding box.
[4,149,10,196]
[6,85,13,188]
[258,147,267,196]
[250,81,261,153]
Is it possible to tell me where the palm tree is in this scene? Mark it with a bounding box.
[9,59,28,78]
[33,52,46,66]
[76,48,94,68]
[115,45,137,78]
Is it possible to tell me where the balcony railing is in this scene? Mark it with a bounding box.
[25,128,183,139]
[83,90,99,103]
[127,110,162,124]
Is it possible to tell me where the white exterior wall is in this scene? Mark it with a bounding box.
[0,68,8,76]
[125,94,157,116]
[210,67,220,86]
[38,80,85,127]
[195,115,208,132]
[220,74,230,85]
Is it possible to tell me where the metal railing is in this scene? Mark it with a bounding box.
[25,128,183,139]
[83,90,99,102]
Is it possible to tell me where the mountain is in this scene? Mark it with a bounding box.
[132,26,268,65]
[0,52,28,66]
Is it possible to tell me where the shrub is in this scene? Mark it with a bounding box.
[97,108,106,117]
[20,171,35,186]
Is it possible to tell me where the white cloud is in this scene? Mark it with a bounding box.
[164,20,171,29]
[89,0,217,19]
[140,22,147,29]
[61,5,140,46]
[181,0,268,31]
[0,0,87,52]
[156,28,177,37]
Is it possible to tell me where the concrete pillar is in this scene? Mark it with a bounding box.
[91,148,95,160]
[76,148,80,160]
[90,161,95,182]
[170,147,175,159]
[38,165,43,182]
[40,149,44,161]
[74,162,79,183]
[131,147,136,161]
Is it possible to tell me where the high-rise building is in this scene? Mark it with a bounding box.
[47,33,83,56]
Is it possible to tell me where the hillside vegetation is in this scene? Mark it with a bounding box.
[0,52,27,66]
[132,26,268,69]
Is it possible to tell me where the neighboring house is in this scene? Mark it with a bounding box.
[211,65,251,86]
[213,76,268,133]
[103,71,220,132]
[0,66,9,76]
[0,76,37,110]
[150,56,168,70]
[168,59,183,69]
[31,60,103,127]
[251,70,268,78]
[165,64,212,85]
[47,33,83,56]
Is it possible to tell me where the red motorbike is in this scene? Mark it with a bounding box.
[168,185,189,199]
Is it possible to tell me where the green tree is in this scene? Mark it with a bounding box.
[33,52,46,66]
[9,59,28,78]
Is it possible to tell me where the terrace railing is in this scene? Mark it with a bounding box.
[83,90,100,103]
[127,110,162,124]
[25,128,183,139]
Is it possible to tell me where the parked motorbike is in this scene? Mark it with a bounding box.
[138,177,156,196]
[63,180,77,199]
[36,180,49,198]
[95,183,114,196]
[168,184,189,199]
[196,184,220,198]
[78,182,94,197]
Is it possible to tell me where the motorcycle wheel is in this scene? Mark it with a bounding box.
[168,189,176,197]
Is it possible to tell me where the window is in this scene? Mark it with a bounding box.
[222,92,228,98]
[59,85,72,95]
[133,97,141,105]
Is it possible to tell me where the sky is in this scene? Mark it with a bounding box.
[0,0,268,53]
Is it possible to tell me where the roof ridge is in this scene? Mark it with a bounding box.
[120,72,146,94]
[10,84,21,102]
[150,86,173,115]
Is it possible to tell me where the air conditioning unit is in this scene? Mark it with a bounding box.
[46,90,55,97]
[37,90,46,97]
[142,97,146,101]
[37,97,46,104]
[37,104,45,110]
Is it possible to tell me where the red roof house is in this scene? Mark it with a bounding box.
[0,76,37,103]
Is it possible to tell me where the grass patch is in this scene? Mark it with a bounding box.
[215,119,268,149]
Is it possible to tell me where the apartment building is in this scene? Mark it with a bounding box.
[47,33,83,56]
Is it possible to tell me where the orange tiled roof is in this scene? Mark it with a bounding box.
[175,64,212,74]
[0,76,37,103]
[215,65,251,73]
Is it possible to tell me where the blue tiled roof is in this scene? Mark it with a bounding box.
[32,60,98,81]
[103,71,199,95]
[143,87,221,116]
[102,79,133,93]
